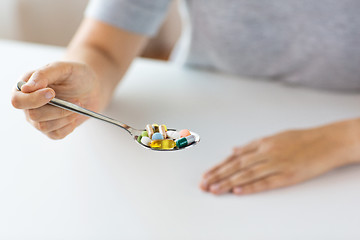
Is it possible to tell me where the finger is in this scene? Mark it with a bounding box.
[202,153,237,179]
[25,104,73,122]
[200,153,266,191]
[200,157,241,191]
[11,88,55,109]
[17,71,35,85]
[239,153,268,169]
[209,163,275,195]
[204,140,261,179]
[20,62,72,93]
[46,121,77,140]
[233,139,260,155]
[32,114,78,133]
[232,174,286,195]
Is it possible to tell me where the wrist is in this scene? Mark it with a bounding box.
[63,47,121,112]
[97,79,117,112]
[345,118,360,163]
[332,118,360,165]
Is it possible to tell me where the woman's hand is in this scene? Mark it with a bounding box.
[200,119,360,195]
[11,61,104,140]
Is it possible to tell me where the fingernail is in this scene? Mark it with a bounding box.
[202,179,208,187]
[210,184,220,193]
[233,187,242,194]
[45,91,54,99]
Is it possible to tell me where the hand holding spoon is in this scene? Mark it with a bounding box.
[17,81,200,151]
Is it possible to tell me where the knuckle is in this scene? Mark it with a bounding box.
[45,62,58,70]
[31,70,48,85]
[32,70,46,79]
[53,61,72,76]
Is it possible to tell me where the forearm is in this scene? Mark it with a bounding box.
[63,18,148,110]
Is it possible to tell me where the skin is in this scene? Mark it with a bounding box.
[11,17,148,139]
[11,16,360,196]
[200,119,360,195]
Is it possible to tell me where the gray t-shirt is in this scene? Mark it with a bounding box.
[86,0,360,91]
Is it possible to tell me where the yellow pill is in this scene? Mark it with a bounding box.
[159,125,167,139]
[152,123,159,132]
[146,124,154,139]
[150,139,176,150]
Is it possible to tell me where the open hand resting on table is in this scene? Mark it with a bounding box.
[200,119,360,195]
[11,62,103,139]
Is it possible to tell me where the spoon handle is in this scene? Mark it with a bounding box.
[50,98,132,133]
[17,81,132,134]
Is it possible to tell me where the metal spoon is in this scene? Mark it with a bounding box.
[17,81,200,151]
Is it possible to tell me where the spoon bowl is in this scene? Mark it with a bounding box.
[17,81,200,151]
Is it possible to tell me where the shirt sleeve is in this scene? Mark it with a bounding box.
[85,0,173,36]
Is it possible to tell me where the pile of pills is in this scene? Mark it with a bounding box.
[137,124,196,150]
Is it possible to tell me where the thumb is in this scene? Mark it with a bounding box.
[21,62,72,93]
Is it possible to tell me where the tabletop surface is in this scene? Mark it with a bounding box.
[0,39,360,240]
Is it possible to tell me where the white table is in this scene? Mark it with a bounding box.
[1,40,360,239]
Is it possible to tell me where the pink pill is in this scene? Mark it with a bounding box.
[179,129,191,138]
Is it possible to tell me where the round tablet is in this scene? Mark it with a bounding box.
[152,132,164,140]
[141,136,152,146]
[179,129,191,138]
[167,131,180,140]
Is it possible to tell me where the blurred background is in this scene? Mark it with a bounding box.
[0,0,185,61]
[0,0,88,46]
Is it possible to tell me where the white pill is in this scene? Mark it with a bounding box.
[141,136,152,146]
[167,131,180,140]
